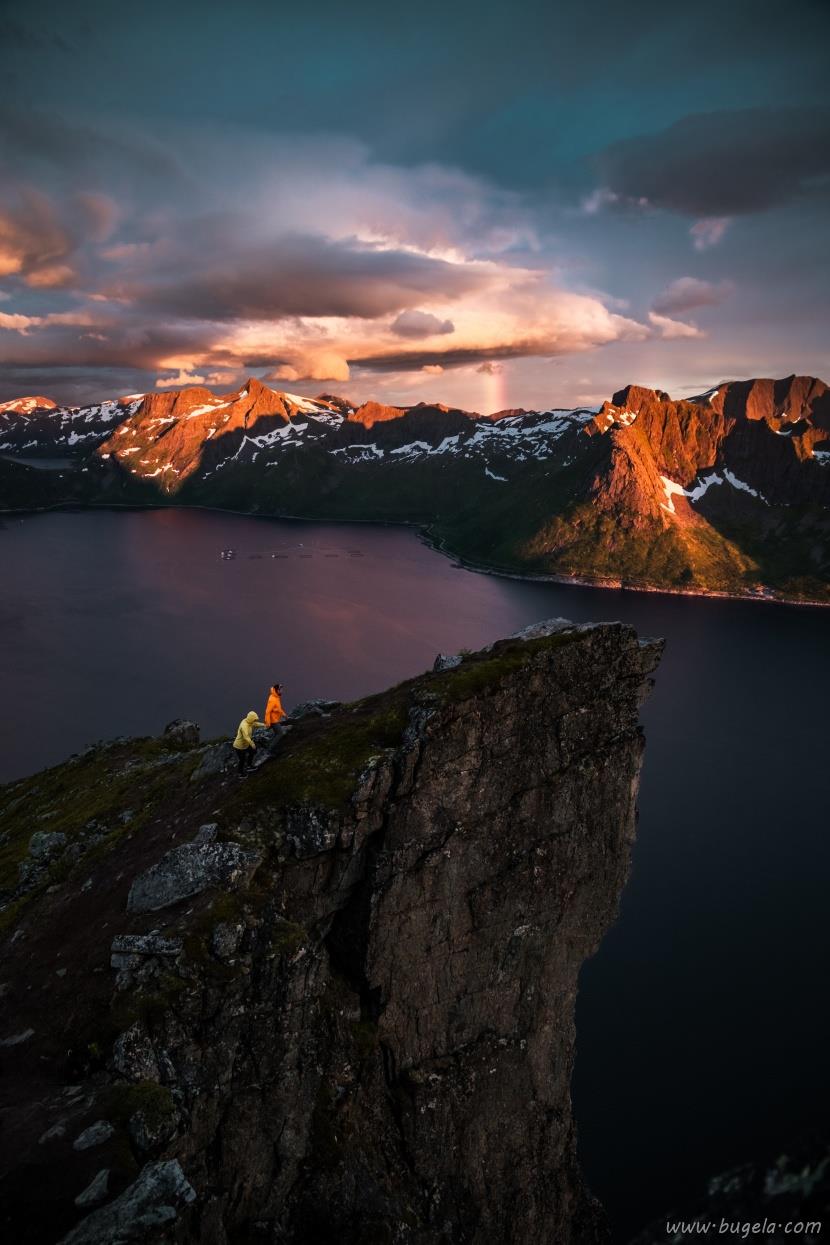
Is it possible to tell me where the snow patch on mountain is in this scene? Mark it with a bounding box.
[0,396,57,417]
[661,468,770,514]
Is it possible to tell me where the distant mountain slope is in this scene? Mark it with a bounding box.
[1,374,828,603]
[0,395,143,456]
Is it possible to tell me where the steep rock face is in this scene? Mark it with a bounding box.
[0,621,661,1245]
[605,377,830,507]
[710,374,829,427]
[516,378,829,600]
[348,400,478,429]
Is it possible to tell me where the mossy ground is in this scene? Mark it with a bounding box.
[227,628,588,814]
[0,736,200,931]
[101,1080,176,1131]
[110,972,190,1030]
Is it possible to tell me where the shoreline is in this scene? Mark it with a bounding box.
[2,494,829,611]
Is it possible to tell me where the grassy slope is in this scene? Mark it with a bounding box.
[0,737,204,934]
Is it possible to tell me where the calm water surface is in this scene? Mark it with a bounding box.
[1,509,827,1237]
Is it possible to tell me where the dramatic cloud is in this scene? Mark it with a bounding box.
[0,0,828,409]
[652,277,734,316]
[115,233,494,322]
[0,115,651,395]
[390,309,455,338]
[595,107,830,217]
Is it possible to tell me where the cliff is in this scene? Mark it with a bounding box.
[0,620,661,1245]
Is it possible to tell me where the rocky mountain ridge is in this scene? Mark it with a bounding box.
[0,619,661,1244]
[0,374,828,602]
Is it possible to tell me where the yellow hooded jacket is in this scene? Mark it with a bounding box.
[233,711,266,751]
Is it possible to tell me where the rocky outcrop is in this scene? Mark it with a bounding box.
[0,620,661,1244]
[126,839,262,914]
[61,1161,196,1245]
[162,721,200,749]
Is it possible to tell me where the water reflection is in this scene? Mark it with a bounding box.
[0,508,827,1238]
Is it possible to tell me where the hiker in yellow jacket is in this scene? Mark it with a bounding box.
[265,681,287,728]
[233,710,266,775]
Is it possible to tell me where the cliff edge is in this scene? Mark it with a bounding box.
[0,620,662,1244]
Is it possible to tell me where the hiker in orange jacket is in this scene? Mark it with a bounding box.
[265,681,287,729]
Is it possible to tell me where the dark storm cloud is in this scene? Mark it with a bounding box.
[120,234,493,321]
[355,343,562,372]
[596,108,830,217]
[0,313,221,372]
[390,309,455,338]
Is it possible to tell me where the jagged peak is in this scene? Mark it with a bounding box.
[611,384,671,409]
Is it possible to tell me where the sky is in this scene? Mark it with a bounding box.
[1,0,828,411]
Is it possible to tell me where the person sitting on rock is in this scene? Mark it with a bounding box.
[233,710,266,775]
[264,681,287,730]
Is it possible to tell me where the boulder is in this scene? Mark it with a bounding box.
[74,1169,110,1209]
[162,719,200,748]
[60,1160,196,1244]
[110,934,183,970]
[433,653,462,671]
[189,742,233,783]
[28,830,68,859]
[287,699,341,720]
[112,1023,160,1084]
[192,822,218,845]
[0,1028,34,1047]
[508,616,581,642]
[126,841,262,914]
[73,1120,115,1151]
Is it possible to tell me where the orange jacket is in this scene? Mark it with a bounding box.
[265,686,286,726]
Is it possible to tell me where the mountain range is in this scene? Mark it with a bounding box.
[1,373,829,603]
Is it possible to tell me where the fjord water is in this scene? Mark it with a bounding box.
[1,509,827,1235]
